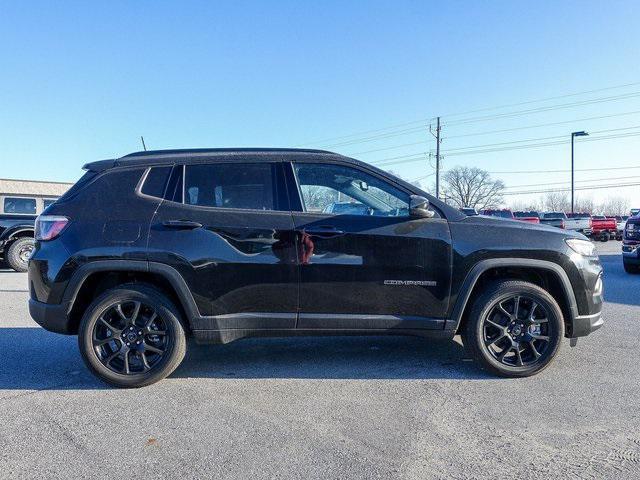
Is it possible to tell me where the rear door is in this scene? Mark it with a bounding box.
[147,160,298,330]
[286,161,452,331]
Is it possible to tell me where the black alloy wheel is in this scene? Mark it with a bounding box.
[92,300,169,375]
[482,294,551,367]
[462,280,564,377]
[79,284,186,388]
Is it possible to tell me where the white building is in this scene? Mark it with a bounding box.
[0,178,73,215]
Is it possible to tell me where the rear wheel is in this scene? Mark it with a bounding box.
[78,284,187,388]
[462,280,564,377]
[6,237,35,272]
[623,260,640,274]
[600,232,610,242]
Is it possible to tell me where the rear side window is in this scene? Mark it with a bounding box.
[141,166,172,198]
[43,199,57,209]
[4,197,36,214]
[183,163,281,211]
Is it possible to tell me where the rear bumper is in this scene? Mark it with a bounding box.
[28,298,73,334]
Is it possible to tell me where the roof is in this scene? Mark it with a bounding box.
[0,178,73,196]
[84,148,340,171]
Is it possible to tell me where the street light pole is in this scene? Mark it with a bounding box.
[571,131,589,214]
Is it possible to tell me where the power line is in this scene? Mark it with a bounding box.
[503,182,640,196]
[443,110,640,140]
[438,81,640,119]
[297,81,640,147]
[504,174,640,190]
[369,130,640,167]
[443,92,640,126]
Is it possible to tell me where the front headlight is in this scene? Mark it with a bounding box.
[565,238,596,256]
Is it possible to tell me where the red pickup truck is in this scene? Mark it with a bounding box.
[513,211,541,224]
[591,215,617,241]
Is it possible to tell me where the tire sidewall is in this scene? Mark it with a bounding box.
[78,285,186,388]
[7,237,34,272]
[468,282,564,377]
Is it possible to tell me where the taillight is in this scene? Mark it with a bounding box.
[560,220,566,229]
[35,215,69,241]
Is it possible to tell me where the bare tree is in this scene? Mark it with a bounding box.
[509,199,542,212]
[441,166,504,209]
[540,192,570,212]
[573,196,595,213]
[599,196,629,216]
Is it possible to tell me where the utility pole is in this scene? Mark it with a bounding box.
[429,117,442,199]
[570,130,589,213]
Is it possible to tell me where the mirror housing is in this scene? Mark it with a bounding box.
[409,195,435,218]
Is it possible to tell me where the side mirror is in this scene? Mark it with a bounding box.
[409,195,435,218]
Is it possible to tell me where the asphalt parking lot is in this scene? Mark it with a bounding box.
[1,240,639,479]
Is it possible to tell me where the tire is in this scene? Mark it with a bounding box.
[600,232,610,242]
[462,280,564,378]
[6,237,35,272]
[623,261,640,274]
[78,284,187,388]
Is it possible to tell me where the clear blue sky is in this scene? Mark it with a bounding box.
[1,0,639,207]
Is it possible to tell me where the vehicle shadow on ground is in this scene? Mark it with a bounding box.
[0,328,490,390]
[599,253,640,307]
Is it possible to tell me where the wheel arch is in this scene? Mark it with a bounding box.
[64,261,199,334]
[449,259,578,336]
[2,226,34,243]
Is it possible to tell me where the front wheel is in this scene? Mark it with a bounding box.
[78,284,187,388]
[462,280,564,377]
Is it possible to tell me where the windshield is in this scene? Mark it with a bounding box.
[514,211,538,218]
[484,210,513,218]
[543,212,567,219]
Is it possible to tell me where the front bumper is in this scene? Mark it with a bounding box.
[28,298,73,334]
[571,311,604,337]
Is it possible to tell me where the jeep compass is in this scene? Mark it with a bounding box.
[28,148,604,387]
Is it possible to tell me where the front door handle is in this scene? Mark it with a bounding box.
[303,226,345,238]
[162,220,203,229]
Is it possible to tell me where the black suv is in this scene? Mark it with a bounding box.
[28,148,604,387]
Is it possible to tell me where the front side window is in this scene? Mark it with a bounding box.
[294,163,410,217]
[183,163,278,211]
[4,197,37,214]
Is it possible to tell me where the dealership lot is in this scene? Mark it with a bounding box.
[1,241,639,479]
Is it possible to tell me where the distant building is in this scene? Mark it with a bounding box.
[0,178,73,215]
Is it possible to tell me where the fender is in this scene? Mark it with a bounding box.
[61,260,201,321]
[445,258,579,332]
[0,225,35,242]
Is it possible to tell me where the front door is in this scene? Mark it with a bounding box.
[147,161,299,330]
[287,161,452,330]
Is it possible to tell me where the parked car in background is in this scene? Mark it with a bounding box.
[622,215,640,272]
[513,211,540,224]
[630,208,640,217]
[322,201,371,215]
[566,212,593,236]
[590,215,617,242]
[539,212,567,229]
[459,207,478,216]
[481,208,514,219]
[615,216,629,241]
[1,196,58,271]
[28,148,604,387]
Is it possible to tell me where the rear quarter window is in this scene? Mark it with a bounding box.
[140,166,172,198]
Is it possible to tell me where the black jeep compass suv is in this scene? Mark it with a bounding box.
[28,148,604,387]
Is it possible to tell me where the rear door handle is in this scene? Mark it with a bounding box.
[162,220,203,229]
[303,226,345,238]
